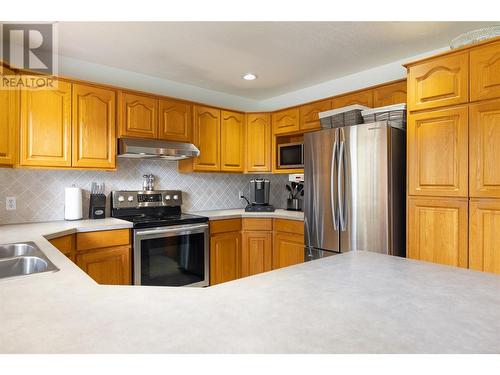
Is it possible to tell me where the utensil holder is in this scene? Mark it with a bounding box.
[286,198,302,211]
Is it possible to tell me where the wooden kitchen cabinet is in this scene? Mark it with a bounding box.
[469,100,500,198]
[220,110,245,172]
[75,229,131,285]
[158,98,192,142]
[0,67,18,166]
[19,80,72,167]
[76,245,131,285]
[72,83,116,169]
[299,99,332,132]
[272,108,300,135]
[187,105,221,172]
[407,52,469,111]
[332,89,373,109]
[373,80,407,107]
[241,218,273,277]
[245,113,271,172]
[408,106,468,197]
[470,41,500,102]
[118,91,158,139]
[272,219,304,269]
[469,199,500,274]
[210,219,242,285]
[407,197,468,268]
[49,234,75,261]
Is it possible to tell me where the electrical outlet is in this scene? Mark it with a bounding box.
[6,197,16,211]
[238,191,244,199]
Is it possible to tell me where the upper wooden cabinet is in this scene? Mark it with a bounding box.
[158,99,192,142]
[0,68,18,166]
[190,105,220,172]
[470,41,500,102]
[272,108,300,135]
[72,84,116,169]
[118,91,158,139]
[299,99,332,132]
[20,80,72,167]
[408,106,468,197]
[469,199,500,274]
[407,197,468,268]
[246,113,271,173]
[469,100,500,198]
[220,110,245,172]
[332,90,373,109]
[373,80,407,107]
[407,52,469,112]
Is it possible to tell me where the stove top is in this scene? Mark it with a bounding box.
[110,190,208,229]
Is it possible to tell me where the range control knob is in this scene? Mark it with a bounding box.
[173,194,179,200]
[165,195,171,201]
[127,196,134,202]
[118,195,125,202]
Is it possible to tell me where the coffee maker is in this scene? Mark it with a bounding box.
[244,179,275,212]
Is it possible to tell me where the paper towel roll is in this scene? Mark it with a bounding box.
[65,187,83,221]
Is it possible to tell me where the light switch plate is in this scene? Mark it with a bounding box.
[6,197,16,211]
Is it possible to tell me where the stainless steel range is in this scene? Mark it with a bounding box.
[111,190,209,287]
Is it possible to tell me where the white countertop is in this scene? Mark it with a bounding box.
[189,208,304,221]
[0,216,499,353]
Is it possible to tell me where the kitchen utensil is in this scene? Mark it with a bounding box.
[89,182,106,219]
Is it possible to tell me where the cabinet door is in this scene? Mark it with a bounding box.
[332,90,373,109]
[469,199,500,274]
[220,110,245,172]
[0,68,18,165]
[118,91,157,139]
[19,80,72,167]
[407,52,469,111]
[192,105,220,171]
[246,113,271,172]
[470,41,500,102]
[299,99,332,131]
[272,232,304,269]
[373,81,407,107]
[210,231,241,285]
[408,106,468,197]
[407,197,468,268]
[158,99,192,142]
[241,231,272,277]
[272,108,300,135]
[76,245,131,285]
[72,84,116,169]
[469,100,500,198]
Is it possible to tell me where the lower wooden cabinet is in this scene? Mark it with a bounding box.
[241,218,273,277]
[469,199,500,274]
[210,231,241,285]
[273,232,305,269]
[407,197,468,268]
[76,245,131,285]
[49,229,131,285]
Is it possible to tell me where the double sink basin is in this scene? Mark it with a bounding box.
[0,242,59,281]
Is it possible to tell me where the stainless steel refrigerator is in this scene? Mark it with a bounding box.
[304,121,406,260]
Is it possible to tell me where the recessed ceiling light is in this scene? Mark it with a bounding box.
[242,73,257,81]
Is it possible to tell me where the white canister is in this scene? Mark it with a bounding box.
[64,187,83,221]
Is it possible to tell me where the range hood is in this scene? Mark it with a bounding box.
[117,138,200,160]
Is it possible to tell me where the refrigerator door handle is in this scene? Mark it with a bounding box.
[330,132,339,230]
[338,135,347,232]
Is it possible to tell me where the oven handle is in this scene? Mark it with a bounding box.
[135,223,209,237]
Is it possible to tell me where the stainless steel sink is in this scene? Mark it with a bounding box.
[0,242,59,281]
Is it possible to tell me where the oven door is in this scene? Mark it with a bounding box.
[133,223,209,287]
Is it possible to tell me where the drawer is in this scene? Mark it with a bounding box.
[407,51,469,111]
[49,234,74,255]
[76,229,130,251]
[274,219,304,235]
[210,218,242,234]
[242,218,273,231]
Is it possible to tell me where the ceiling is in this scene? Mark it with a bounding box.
[57,22,497,100]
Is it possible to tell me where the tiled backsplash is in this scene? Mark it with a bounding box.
[0,159,290,225]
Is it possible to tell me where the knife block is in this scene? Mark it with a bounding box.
[89,194,106,219]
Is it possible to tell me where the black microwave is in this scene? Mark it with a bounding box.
[277,142,304,169]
